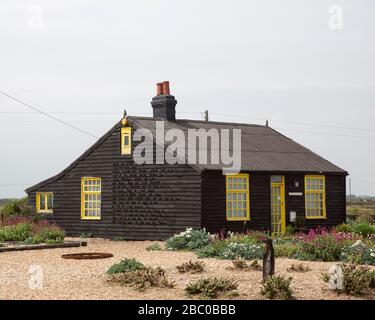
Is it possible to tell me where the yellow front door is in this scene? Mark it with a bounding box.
[271,176,286,236]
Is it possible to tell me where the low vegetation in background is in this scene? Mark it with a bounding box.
[260,275,294,300]
[176,260,205,274]
[346,196,375,223]
[0,218,64,244]
[0,197,32,221]
[106,258,174,291]
[322,263,375,295]
[185,277,238,299]
[146,243,163,251]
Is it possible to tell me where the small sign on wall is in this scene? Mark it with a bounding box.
[289,192,303,196]
[290,211,296,222]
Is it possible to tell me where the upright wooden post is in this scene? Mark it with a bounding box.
[262,238,275,282]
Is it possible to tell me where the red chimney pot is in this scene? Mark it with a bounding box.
[162,81,170,95]
[156,82,164,95]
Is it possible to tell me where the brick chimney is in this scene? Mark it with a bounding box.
[151,81,177,121]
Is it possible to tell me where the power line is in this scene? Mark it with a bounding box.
[208,112,375,133]
[272,127,375,140]
[2,108,374,133]
[0,120,114,123]
[0,184,31,187]
[0,89,99,139]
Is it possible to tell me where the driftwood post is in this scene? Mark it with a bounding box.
[262,238,275,282]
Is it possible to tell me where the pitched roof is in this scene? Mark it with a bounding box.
[26,116,347,192]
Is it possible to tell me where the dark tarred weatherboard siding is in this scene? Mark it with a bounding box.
[285,173,346,229]
[201,171,346,234]
[28,127,202,240]
[201,171,271,233]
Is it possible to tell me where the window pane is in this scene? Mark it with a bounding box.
[40,195,46,210]
[47,194,53,210]
[124,135,129,146]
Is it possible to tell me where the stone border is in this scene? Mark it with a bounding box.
[0,241,87,253]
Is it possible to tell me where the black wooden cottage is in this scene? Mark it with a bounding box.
[26,82,347,239]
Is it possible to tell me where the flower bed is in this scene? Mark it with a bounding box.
[0,217,65,245]
[165,224,375,266]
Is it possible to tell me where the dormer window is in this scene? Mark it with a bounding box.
[121,127,131,155]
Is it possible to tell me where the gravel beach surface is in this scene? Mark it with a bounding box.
[0,238,374,300]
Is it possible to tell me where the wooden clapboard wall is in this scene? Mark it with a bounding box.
[28,126,202,240]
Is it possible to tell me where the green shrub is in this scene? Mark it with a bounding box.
[218,242,263,260]
[286,224,296,235]
[295,235,349,262]
[165,228,210,251]
[197,238,263,260]
[107,266,174,291]
[176,260,205,274]
[106,258,144,275]
[196,245,217,258]
[349,222,375,238]
[196,239,228,258]
[322,264,375,295]
[274,242,299,258]
[0,221,65,244]
[340,240,375,266]
[185,277,238,299]
[260,275,294,300]
[146,243,162,251]
[0,223,33,241]
[334,223,352,233]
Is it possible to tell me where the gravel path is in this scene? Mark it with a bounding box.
[0,238,374,300]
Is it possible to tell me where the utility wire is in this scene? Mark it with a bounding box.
[208,112,375,133]
[0,89,99,139]
[2,109,374,133]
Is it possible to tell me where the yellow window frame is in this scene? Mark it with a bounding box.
[81,177,101,220]
[226,173,250,221]
[304,175,327,219]
[36,192,53,214]
[121,127,131,155]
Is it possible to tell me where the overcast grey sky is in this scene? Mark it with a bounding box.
[0,0,374,197]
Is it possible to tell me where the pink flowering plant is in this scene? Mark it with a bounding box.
[292,228,358,262]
